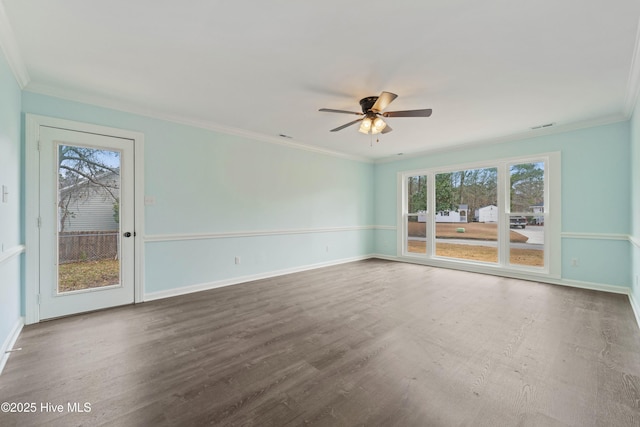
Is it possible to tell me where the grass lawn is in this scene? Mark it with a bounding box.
[407,241,543,267]
[407,222,543,266]
[58,259,120,292]
[409,221,529,243]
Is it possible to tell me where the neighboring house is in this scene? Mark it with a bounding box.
[417,205,470,223]
[475,205,498,223]
[58,170,120,232]
[435,204,469,223]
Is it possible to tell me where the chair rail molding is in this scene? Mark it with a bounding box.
[0,245,25,266]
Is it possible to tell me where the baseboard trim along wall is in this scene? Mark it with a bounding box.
[372,254,631,295]
[0,317,24,376]
[144,255,372,301]
[145,251,633,306]
[629,293,640,331]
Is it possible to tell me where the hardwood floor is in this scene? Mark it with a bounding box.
[1,259,640,426]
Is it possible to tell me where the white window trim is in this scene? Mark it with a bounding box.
[397,152,561,280]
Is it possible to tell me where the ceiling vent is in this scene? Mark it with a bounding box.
[530,122,555,130]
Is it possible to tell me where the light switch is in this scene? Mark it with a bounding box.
[2,185,7,203]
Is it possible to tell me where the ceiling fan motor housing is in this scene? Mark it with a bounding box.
[359,96,379,113]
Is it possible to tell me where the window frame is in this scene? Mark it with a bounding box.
[404,174,428,255]
[397,153,561,279]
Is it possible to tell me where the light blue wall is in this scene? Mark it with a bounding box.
[631,96,640,307]
[8,75,639,318]
[374,122,632,288]
[0,49,23,351]
[21,92,375,295]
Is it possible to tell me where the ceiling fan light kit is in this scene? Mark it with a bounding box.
[359,117,372,133]
[319,91,432,136]
[358,115,386,134]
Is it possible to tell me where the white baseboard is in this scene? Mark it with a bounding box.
[143,253,638,329]
[144,255,374,301]
[555,278,630,295]
[0,317,24,376]
[371,254,630,294]
[629,293,640,330]
[371,253,401,262]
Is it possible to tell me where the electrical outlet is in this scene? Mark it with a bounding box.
[326,245,329,252]
[571,258,579,267]
[235,256,240,265]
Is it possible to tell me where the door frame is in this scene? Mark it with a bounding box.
[25,114,145,324]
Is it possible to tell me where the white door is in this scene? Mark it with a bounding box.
[39,126,136,319]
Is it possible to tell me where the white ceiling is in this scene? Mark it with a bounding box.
[2,1,640,160]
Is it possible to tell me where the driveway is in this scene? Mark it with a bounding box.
[515,225,544,245]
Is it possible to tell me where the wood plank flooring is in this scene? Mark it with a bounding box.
[1,259,640,426]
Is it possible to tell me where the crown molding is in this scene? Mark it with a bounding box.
[23,79,632,167]
[374,114,628,164]
[23,82,373,164]
[624,15,640,118]
[0,0,29,88]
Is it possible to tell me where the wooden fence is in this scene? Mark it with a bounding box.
[58,231,118,263]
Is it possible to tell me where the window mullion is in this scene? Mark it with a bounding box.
[427,171,435,257]
[497,163,509,266]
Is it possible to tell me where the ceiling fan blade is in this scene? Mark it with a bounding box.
[330,118,363,132]
[319,108,362,115]
[381,124,393,134]
[383,109,432,118]
[371,91,398,112]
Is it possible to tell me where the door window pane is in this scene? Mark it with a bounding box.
[435,168,498,263]
[57,145,121,293]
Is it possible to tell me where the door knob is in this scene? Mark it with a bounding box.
[123,232,132,237]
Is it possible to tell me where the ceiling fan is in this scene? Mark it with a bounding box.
[319,91,432,135]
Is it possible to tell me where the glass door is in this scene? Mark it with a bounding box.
[39,126,135,319]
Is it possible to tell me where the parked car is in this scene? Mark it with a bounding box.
[510,216,527,229]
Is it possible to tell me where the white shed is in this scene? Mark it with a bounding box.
[476,205,498,223]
